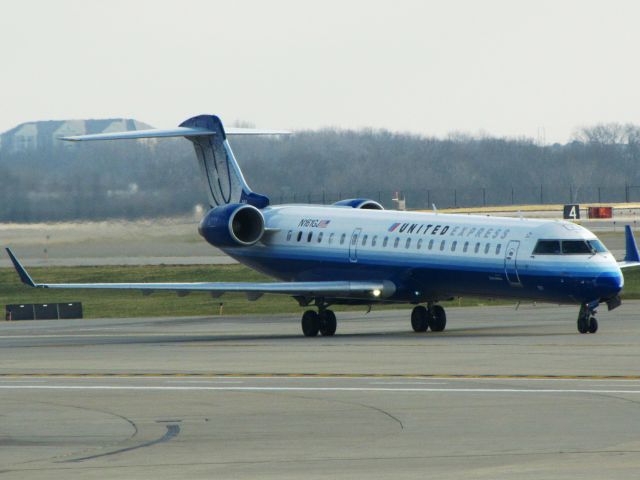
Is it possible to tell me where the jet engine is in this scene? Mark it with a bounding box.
[198,204,265,247]
[333,198,384,210]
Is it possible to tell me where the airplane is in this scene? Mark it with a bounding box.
[6,114,640,336]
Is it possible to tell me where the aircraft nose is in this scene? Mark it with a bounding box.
[595,270,624,298]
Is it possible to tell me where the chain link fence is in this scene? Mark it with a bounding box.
[268,185,640,209]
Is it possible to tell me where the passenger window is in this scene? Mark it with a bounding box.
[328,233,334,245]
[463,241,469,253]
[308,232,313,242]
[451,240,457,252]
[351,234,357,245]
[383,236,389,247]
[417,239,423,250]
[362,234,368,246]
[474,242,480,253]
[372,235,377,247]
[495,243,501,255]
[317,232,323,243]
[428,239,434,250]
[533,240,561,255]
[484,243,490,254]
[340,233,346,245]
[286,230,292,241]
[297,231,303,242]
[440,240,446,251]
[405,238,411,249]
[394,237,400,248]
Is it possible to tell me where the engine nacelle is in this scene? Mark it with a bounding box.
[198,204,265,247]
[333,198,384,210]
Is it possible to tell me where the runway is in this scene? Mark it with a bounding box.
[1,303,640,478]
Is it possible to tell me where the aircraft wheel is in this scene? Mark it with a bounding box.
[588,317,598,334]
[319,309,337,336]
[301,310,320,337]
[577,315,589,334]
[411,306,429,332]
[430,305,447,332]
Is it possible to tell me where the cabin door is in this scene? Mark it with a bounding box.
[349,228,362,263]
[504,240,522,286]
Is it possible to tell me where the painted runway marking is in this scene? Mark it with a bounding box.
[1,385,640,394]
[3,373,640,381]
[165,380,245,384]
[369,381,450,385]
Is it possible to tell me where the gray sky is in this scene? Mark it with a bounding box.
[1,0,639,143]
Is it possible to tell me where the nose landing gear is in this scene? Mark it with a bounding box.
[577,303,598,334]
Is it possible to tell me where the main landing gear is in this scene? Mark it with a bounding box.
[301,308,337,337]
[411,304,447,333]
[577,303,598,334]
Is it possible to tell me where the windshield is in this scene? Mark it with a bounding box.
[562,240,592,254]
[586,239,608,253]
[533,239,607,255]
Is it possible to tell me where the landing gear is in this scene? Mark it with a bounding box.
[577,304,598,334]
[430,305,447,332]
[411,306,429,332]
[301,308,337,337]
[319,309,337,336]
[301,310,320,337]
[411,304,447,333]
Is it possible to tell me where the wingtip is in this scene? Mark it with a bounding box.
[5,248,36,287]
[624,225,640,263]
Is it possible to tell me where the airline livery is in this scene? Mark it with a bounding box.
[6,115,640,336]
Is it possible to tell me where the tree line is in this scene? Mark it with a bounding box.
[1,123,639,221]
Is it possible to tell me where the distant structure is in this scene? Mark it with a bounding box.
[0,118,152,153]
[392,191,406,211]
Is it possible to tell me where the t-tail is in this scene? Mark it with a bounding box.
[61,115,288,209]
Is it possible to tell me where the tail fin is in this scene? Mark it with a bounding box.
[61,114,287,209]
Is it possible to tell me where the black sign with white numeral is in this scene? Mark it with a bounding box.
[563,204,580,220]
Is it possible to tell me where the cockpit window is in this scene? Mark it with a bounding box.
[533,239,606,255]
[587,239,608,253]
[562,240,593,254]
[533,240,561,255]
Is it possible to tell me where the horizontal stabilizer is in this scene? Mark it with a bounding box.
[61,127,214,142]
[61,127,289,142]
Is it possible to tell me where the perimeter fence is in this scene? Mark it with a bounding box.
[269,185,640,210]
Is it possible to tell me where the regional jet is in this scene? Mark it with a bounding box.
[6,115,639,336]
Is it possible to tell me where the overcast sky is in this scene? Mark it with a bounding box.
[1,0,639,143]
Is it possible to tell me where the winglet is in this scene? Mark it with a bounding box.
[624,225,640,262]
[5,248,37,287]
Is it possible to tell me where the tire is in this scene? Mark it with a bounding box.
[320,310,337,336]
[430,305,447,332]
[577,315,589,334]
[411,306,428,332]
[588,317,598,334]
[301,310,320,337]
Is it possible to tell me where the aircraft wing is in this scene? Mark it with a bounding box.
[5,249,390,301]
[618,225,640,269]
